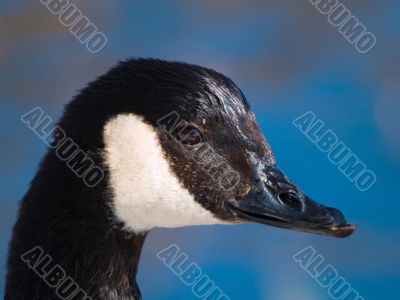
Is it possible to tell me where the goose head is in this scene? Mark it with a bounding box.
[6,59,356,300]
[96,59,355,238]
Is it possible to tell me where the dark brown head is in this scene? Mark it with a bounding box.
[63,58,355,237]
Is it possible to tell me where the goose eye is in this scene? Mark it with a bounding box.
[176,125,203,146]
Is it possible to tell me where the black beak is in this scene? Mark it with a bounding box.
[229,162,356,238]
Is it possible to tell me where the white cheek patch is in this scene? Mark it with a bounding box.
[103,114,226,232]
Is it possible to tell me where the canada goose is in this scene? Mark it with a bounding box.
[5,59,355,299]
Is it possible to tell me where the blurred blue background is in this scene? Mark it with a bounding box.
[1,1,399,299]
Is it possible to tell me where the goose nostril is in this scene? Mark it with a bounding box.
[278,192,302,210]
